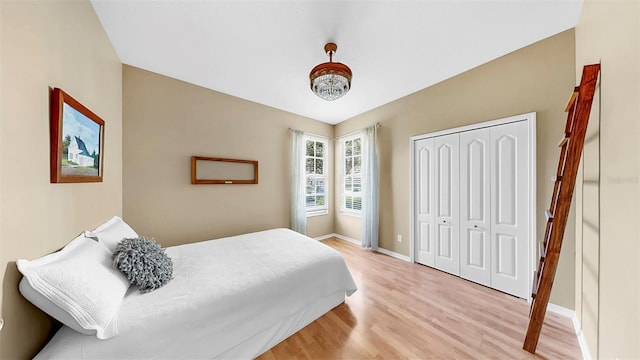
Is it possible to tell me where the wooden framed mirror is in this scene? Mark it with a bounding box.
[191,156,258,184]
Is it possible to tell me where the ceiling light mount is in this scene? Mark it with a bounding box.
[309,42,352,101]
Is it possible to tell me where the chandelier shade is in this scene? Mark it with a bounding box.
[309,43,352,101]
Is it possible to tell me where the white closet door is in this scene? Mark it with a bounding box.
[434,133,460,275]
[490,121,529,298]
[414,138,435,266]
[460,128,491,286]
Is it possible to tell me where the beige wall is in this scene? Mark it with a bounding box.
[122,66,334,247]
[0,1,122,358]
[574,82,601,357]
[335,30,577,308]
[575,0,640,358]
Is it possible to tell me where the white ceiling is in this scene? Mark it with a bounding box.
[91,0,583,125]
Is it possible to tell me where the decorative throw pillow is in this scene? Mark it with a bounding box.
[113,237,173,293]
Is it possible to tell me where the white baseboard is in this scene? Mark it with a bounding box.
[546,303,575,319]
[546,303,591,360]
[328,233,360,245]
[376,246,411,262]
[317,233,411,262]
[313,233,335,241]
[575,327,591,360]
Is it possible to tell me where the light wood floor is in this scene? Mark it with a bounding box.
[259,238,581,359]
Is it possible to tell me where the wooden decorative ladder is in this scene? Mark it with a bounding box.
[523,63,601,353]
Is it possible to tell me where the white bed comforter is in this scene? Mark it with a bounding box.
[35,228,357,359]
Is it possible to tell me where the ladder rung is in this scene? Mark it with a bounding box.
[531,270,538,298]
[538,242,547,264]
[544,227,552,245]
[545,209,553,221]
[564,88,579,112]
[558,136,569,147]
[551,175,562,182]
[532,264,544,297]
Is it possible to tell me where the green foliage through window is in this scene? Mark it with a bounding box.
[305,137,328,214]
[342,135,363,213]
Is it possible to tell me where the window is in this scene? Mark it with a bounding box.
[305,136,328,216]
[340,135,362,214]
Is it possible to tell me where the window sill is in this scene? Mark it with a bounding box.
[339,210,362,218]
[306,210,328,218]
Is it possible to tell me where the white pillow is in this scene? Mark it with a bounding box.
[85,216,138,253]
[17,235,130,339]
[18,277,94,336]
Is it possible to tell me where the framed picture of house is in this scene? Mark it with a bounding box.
[50,88,104,183]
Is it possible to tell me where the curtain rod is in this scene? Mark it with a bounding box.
[288,122,381,140]
[336,122,382,139]
[287,128,333,141]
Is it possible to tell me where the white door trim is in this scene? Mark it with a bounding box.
[410,112,536,301]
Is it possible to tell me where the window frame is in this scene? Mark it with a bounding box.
[339,133,363,216]
[304,135,329,217]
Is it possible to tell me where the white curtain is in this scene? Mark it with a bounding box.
[290,129,307,235]
[361,125,379,249]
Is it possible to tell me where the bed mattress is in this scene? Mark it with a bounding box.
[34,228,357,359]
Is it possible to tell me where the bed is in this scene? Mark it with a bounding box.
[18,222,357,359]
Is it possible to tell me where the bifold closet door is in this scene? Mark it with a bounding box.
[459,128,491,287]
[414,138,435,266]
[490,121,529,299]
[434,133,460,275]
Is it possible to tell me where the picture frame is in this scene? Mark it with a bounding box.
[50,88,105,183]
[191,156,259,184]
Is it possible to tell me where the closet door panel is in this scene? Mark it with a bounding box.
[412,116,533,300]
[460,128,491,286]
[414,138,435,266]
[434,133,460,276]
[490,121,529,299]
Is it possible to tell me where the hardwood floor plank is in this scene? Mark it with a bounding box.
[258,238,581,359]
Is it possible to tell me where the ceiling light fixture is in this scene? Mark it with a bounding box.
[309,43,352,101]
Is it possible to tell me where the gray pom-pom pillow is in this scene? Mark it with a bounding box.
[113,237,173,293]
